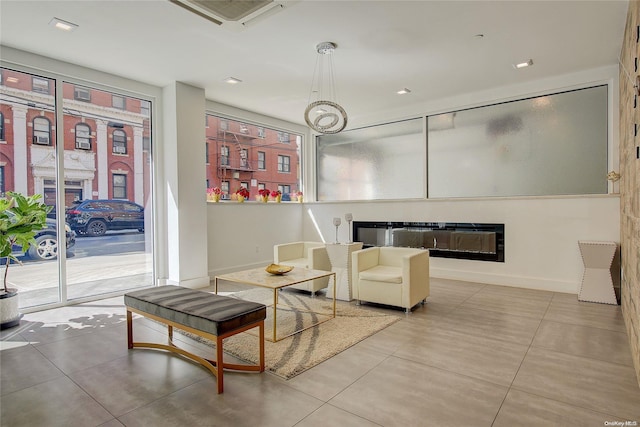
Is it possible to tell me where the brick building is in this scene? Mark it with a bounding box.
[0,68,150,209]
[205,114,301,200]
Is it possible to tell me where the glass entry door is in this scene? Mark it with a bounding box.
[0,67,154,309]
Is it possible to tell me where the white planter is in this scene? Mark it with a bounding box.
[0,289,21,329]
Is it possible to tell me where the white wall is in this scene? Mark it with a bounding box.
[206,194,619,294]
[207,202,303,276]
[301,196,619,294]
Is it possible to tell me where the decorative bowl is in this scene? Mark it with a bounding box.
[265,264,294,275]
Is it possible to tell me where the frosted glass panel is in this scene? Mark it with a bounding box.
[317,118,424,201]
[428,86,608,197]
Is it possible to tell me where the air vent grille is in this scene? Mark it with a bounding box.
[170,0,278,27]
[191,0,273,21]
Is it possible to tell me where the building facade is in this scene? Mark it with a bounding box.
[0,68,151,209]
[205,114,301,200]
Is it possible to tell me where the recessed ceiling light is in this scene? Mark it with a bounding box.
[49,17,78,32]
[223,77,242,84]
[513,59,533,69]
[397,88,411,95]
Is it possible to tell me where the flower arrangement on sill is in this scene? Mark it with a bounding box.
[207,187,222,202]
[271,190,282,203]
[235,187,250,203]
[295,191,303,203]
[258,188,271,203]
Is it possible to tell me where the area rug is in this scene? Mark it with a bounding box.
[178,288,400,379]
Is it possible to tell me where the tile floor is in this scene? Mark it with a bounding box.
[1,278,639,427]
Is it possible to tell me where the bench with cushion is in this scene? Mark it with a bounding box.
[124,285,266,393]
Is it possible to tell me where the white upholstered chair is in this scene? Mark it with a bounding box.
[273,241,331,296]
[352,246,430,313]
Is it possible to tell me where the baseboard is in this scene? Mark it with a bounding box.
[430,267,579,294]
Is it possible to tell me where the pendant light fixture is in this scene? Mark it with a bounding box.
[304,42,348,134]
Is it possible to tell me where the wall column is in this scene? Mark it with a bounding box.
[162,82,209,288]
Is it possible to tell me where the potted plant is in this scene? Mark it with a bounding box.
[270,189,282,203]
[207,187,222,202]
[235,187,250,203]
[258,188,270,203]
[0,192,51,329]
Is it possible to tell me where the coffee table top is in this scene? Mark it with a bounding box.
[215,266,334,290]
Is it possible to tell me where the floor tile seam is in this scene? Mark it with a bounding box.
[385,353,515,390]
[0,360,67,397]
[456,282,489,304]
[506,384,629,421]
[293,402,384,427]
[320,352,396,402]
[64,373,121,422]
[498,311,546,391]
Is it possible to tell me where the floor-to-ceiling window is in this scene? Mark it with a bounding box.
[0,67,154,309]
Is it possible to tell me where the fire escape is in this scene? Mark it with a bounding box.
[217,124,257,183]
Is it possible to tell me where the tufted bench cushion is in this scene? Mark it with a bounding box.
[125,286,266,336]
[124,285,266,393]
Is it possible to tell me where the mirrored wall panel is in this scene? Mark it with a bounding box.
[317,118,424,201]
[428,85,608,198]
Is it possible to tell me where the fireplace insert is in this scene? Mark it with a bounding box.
[353,221,504,262]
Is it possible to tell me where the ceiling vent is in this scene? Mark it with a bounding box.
[169,0,287,30]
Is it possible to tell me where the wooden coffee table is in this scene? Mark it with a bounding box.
[214,267,336,342]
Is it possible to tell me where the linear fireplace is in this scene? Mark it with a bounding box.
[353,221,505,262]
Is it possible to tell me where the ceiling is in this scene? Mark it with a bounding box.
[0,1,629,128]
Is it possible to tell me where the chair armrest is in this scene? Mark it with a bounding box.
[273,242,303,263]
[309,246,331,271]
[403,250,430,307]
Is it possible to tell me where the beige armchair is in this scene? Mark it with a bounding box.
[352,246,430,313]
[273,242,331,296]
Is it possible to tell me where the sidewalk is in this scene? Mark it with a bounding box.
[6,252,153,308]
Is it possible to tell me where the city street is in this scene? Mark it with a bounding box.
[70,231,147,259]
[7,231,153,307]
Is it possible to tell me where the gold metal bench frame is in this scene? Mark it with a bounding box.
[126,306,265,394]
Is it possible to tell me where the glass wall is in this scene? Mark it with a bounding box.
[0,68,60,306]
[0,67,153,309]
[205,114,302,201]
[316,118,424,201]
[428,85,608,197]
[316,86,608,201]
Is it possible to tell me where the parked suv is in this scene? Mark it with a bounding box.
[66,199,145,237]
[9,213,76,261]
